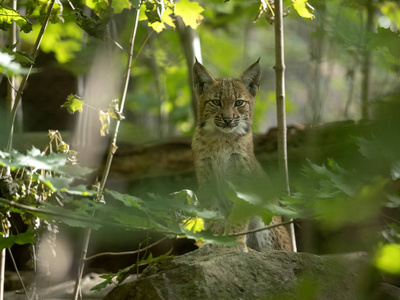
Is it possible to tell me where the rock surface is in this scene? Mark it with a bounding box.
[103,247,399,300]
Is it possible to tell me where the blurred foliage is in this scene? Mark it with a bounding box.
[0,0,400,297]
[0,49,32,75]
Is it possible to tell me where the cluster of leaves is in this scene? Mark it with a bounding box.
[0,136,241,289]
[139,0,204,33]
[91,250,172,291]
[281,100,400,274]
[62,95,124,136]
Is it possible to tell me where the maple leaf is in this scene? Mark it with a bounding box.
[175,0,204,29]
[62,94,84,114]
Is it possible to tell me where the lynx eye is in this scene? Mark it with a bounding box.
[234,100,246,107]
[210,100,222,107]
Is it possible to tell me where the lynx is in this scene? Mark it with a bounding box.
[191,59,291,252]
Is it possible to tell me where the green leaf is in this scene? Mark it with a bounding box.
[170,189,198,205]
[57,165,94,179]
[131,0,141,9]
[141,3,175,33]
[62,94,84,114]
[174,0,204,29]
[86,0,109,17]
[374,244,400,274]
[0,148,68,171]
[0,51,31,76]
[292,0,315,20]
[112,0,132,14]
[144,1,163,23]
[110,209,157,229]
[0,5,32,33]
[63,184,98,196]
[0,230,37,251]
[39,175,74,192]
[90,278,113,292]
[29,0,64,24]
[367,27,400,60]
[73,8,111,40]
[90,274,115,292]
[106,190,143,207]
[37,203,102,230]
[23,22,83,63]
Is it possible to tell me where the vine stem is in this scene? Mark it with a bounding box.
[273,0,297,252]
[85,236,169,261]
[228,220,294,237]
[71,4,142,299]
[6,0,56,152]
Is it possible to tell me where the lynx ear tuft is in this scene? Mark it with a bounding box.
[193,61,215,95]
[240,60,262,97]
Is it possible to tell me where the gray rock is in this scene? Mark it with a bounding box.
[104,247,399,300]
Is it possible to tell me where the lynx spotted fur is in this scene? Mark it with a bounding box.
[191,59,291,252]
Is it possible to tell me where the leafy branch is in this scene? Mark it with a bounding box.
[72,1,143,297]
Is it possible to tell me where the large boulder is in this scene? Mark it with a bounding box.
[103,247,399,299]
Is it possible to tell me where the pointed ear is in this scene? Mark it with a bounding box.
[193,61,215,95]
[240,59,262,97]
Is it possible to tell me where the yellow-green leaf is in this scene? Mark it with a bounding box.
[375,244,400,274]
[99,110,110,136]
[182,217,204,233]
[174,0,204,29]
[62,94,84,114]
[0,5,32,33]
[292,0,315,20]
[112,0,131,14]
[141,5,175,33]
[86,0,109,16]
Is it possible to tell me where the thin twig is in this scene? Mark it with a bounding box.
[273,0,297,252]
[228,220,294,237]
[6,0,56,152]
[7,248,31,300]
[85,236,169,261]
[132,31,153,66]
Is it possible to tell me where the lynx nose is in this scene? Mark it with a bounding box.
[223,117,233,125]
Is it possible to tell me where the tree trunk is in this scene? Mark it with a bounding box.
[176,17,202,121]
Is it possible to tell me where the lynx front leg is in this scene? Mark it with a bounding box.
[224,220,249,253]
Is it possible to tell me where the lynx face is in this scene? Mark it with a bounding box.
[193,60,261,135]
